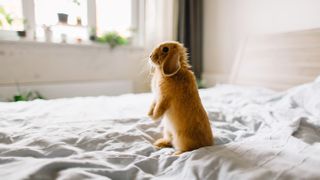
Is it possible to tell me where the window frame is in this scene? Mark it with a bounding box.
[0,0,145,47]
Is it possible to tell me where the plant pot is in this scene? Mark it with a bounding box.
[17,30,26,38]
[76,17,82,25]
[57,13,68,23]
[89,35,96,41]
[44,30,52,42]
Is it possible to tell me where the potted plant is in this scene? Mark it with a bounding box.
[89,27,96,41]
[96,31,129,48]
[57,13,68,24]
[9,83,45,102]
[57,0,72,24]
[11,90,44,102]
[73,0,82,25]
[57,0,81,24]
[16,19,27,38]
[17,30,26,37]
[42,24,52,42]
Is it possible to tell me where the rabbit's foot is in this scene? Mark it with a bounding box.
[154,138,172,149]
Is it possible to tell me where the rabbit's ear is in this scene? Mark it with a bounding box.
[161,53,181,77]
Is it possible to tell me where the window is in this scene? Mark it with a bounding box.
[96,0,132,37]
[0,0,144,46]
[34,0,88,42]
[0,0,24,31]
[34,0,88,26]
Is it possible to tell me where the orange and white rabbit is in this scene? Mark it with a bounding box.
[148,41,214,155]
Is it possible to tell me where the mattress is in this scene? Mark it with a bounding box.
[0,77,319,180]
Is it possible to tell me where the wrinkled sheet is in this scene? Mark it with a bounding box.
[0,77,320,180]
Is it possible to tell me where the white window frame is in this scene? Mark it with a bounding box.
[1,0,145,47]
[131,0,145,47]
[22,0,35,39]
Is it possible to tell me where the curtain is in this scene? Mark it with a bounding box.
[144,0,178,51]
[177,0,203,79]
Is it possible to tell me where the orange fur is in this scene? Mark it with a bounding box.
[148,41,214,155]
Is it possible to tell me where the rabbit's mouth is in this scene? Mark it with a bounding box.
[149,56,161,67]
[148,58,156,66]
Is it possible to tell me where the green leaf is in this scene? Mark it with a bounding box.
[0,7,5,14]
[11,90,45,102]
[35,91,44,99]
[14,95,24,101]
[96,31,128,48]
[0,6,13,25]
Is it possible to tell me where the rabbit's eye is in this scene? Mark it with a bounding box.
[162,47,169,53]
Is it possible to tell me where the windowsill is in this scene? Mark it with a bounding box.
[0,38,145,50]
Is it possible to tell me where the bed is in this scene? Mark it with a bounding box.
[0,29,320,180]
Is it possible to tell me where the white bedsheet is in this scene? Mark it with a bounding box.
[0,78,320,180]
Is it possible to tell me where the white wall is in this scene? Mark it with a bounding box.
[0,40,150,100]
[203,0,320,85]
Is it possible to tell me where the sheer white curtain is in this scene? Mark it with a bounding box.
[144,0,178,50]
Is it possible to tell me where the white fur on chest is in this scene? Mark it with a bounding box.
[162,114,174,130]
[151,76,160,101]
[162,113,175,139]
[151,74,175,140]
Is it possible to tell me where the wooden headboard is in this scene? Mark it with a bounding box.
[230,28,320,90]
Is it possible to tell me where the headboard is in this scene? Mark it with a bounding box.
[230,28,320,91]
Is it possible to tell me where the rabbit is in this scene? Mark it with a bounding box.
[148,41,214,155]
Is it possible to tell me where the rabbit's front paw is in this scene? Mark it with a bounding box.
[148,102,156,118]
[148,109,154,117]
